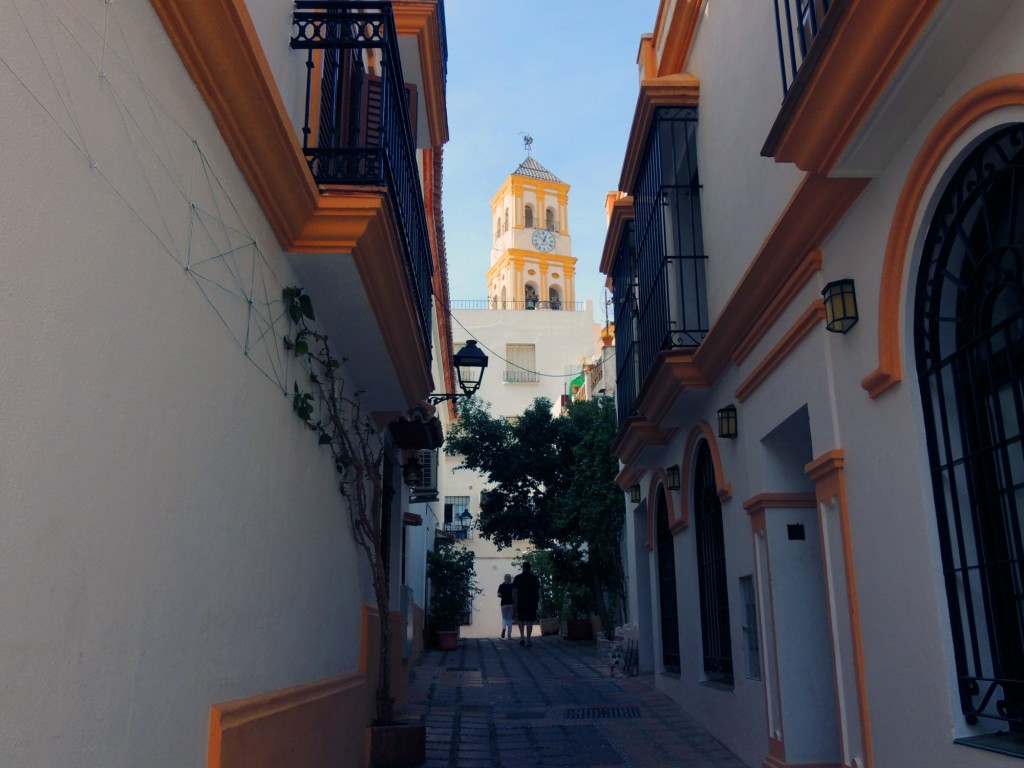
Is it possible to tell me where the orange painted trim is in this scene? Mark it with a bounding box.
[648,470,682,532]
[599,196,635,276]
[206,604,389,768]
[804,450,874,768]
[862,74,1024,398]
[610,415,677,468]
[742,493,817,515]
[764,0,941,174]
[616,464,644,493]
[619,74,701,193]
[734,250,823,364]
[735,301,825,403]
[392,1,449,146]
[653,0,705,78]
[678,422,733,529]
[148,0,319,247]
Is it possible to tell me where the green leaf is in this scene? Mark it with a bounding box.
[319,431,333,445]
[299,293,316,321]
[295,339,309,356]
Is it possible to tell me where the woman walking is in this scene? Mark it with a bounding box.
[497,574,515,639]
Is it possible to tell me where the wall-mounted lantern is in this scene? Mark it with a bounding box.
[718,405,738,439]
[822,279,859,334]
[666,465,681,490]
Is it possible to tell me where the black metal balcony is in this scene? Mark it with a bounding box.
[772,0,832,97]
[291,1,433,362]
[633,107,708,383]
[611,220,638,427]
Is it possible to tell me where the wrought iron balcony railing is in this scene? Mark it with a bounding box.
[449,299,584,312]
[772,0,832,97]
[503,370,540,384]
[291,1,433,362]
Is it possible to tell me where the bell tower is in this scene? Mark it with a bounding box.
[487,146,576,310]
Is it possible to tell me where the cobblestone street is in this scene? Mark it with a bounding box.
[403,637,750,768]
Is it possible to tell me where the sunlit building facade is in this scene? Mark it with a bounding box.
[602,2,1024,767]
[0,1,454,765]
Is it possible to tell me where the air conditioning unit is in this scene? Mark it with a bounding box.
[410,449,438,502]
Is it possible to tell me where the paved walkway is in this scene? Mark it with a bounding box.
[403,636,750,768]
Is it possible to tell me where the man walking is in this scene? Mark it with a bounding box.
[511,561,541,646]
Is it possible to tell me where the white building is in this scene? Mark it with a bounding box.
[0,1,454,766]
[602,1,1024,767]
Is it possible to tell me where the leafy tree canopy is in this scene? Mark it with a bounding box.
[445,395,625,627]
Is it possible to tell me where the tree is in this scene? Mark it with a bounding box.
[445,395,626,631]
[282,286,398,726]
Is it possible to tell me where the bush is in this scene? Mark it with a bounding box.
[427,543,481,631]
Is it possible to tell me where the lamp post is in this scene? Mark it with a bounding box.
[428,340,489,404]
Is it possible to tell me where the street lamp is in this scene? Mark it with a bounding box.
[428,340,489,404]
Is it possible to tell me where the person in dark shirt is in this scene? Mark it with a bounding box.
[497,574,515,639]
[511,561,541,646]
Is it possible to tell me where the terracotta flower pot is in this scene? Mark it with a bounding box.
[436,629,459,651]
[365,722,426,768]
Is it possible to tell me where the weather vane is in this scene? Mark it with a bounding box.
[520,132,533,154]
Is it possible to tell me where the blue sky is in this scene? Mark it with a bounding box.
[441,1,658,325]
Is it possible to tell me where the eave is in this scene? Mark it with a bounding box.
[761,0,941,173]
[619,74,701,194]
[393,0,450,146]
[599,196,634,278]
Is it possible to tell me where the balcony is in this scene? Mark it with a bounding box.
[147,0,450,417]
[760,0,1010,176]
[291,1,433,372]
[449,300,584,312]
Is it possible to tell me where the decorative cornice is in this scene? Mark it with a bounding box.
[735,301,825,403]
[742,492,817,515]
[653,0,705,78]
[610,415,677,468]
[620,73,701,193]
[392,1,449,146]
[599,196,635,277]
[733,250,823,364]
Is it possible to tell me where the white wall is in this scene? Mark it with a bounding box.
[0,2,372,765]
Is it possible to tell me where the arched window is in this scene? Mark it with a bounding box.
[545,206,556,232]
[504,208,509,234]
[655,487,680,673]
[549,287,561,310]
[495,218,501,239]
[524,204,534,229]
[694,440,733,685]
[500,286,507,309]
[916,123,1024,734]
[524,283,539,309]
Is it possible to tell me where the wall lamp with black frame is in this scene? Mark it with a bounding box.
[718,405,738,439]
[629,484,641,504]
[427,340,489,404]
[666,465,680,490]
[822,279,859,334]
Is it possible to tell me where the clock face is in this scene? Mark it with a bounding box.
[531,229,556,252]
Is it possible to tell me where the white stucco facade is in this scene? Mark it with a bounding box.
[0,0,447,765]
[605,2,1024,767]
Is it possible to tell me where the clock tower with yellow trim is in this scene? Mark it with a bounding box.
[487,156,576,310]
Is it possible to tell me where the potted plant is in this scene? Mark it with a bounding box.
[562,583,594,641]
[427,542,480,650]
